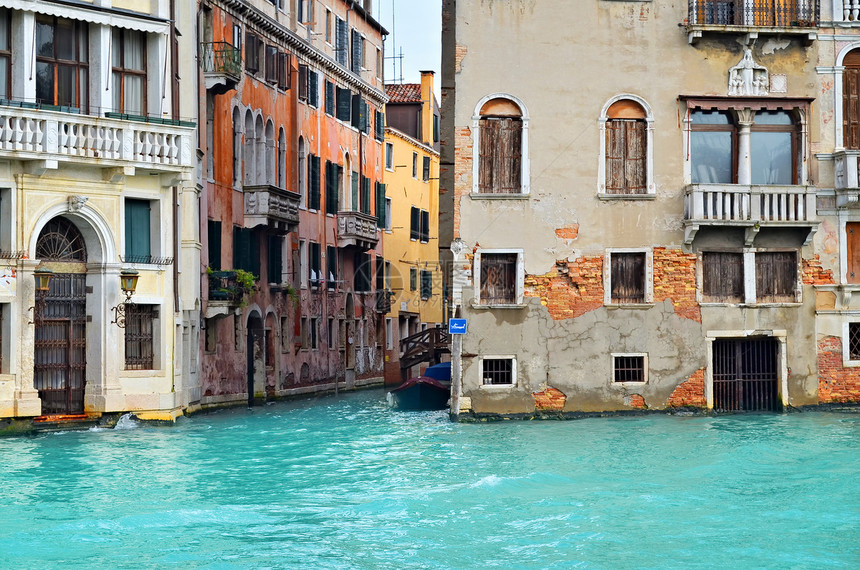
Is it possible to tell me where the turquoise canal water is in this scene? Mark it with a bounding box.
[1,392,858,569]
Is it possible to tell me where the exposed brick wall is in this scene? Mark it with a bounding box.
[555,225,579,240]
[524,256,604,320]
[453,126,472,237]
[818,336,860,403]
[668,368,706,408]
[652,247,701,323]
[802,255,835,286]
[627,394,647,409]
[533,387,566,411]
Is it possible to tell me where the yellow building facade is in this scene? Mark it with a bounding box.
[383,73,443,380]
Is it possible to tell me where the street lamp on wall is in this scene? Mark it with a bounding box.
[28,267,53,325]
[110,269,139,328]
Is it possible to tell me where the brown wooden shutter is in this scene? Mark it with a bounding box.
[605,120,625,194]
[478,118,498,193]
[845,67,860,150]
[625,120,646,193]
[702,252,743,303]
[755,251,796,303]
[499,118,522,193]
[611,252,646,304]
[848,223,860,284]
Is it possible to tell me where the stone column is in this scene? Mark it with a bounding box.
[737,108,755,185]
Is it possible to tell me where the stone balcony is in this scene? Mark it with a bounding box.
[836,1,860,24]
[685,0,819,44]
[683,183,818,244]
[336,211,379,250]
[0,102,194,174]
[200,42,242,95]
[833,149,860,209]
[243,185,301,234]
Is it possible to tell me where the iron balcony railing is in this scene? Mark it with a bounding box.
[199,42,242,78]
[688,0,819,27]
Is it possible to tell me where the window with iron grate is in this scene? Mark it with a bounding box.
[481,357,514,386]
[614,354,646,383]
[478,252,519,305]
[850,323,860,361]
[125,304,156,370]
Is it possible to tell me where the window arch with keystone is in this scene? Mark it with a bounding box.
[599,96,654,197]
[472,94,529,196]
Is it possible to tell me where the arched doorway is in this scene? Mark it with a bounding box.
[246,312,264,407]
[34,217,88,415]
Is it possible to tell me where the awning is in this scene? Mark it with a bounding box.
[0,0,170,34]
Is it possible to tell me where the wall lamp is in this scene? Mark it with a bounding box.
[28,267,53,325]
[110,269,140,328]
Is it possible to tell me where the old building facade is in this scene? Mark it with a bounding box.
[198,0,387,408]
[0,0,198,421]
[442,1,860,416]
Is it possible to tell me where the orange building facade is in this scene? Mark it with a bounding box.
[198,0,387,407]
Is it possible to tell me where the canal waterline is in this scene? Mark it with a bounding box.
[0,390,858,568]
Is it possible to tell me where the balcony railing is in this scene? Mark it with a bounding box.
[688,0,819,26]
[835,1,860,22]
[199,42,242,93]
[0,103,193,171]
[834,150,860,208]
[336,211,379,250]
[684,184,817,243]
[243,184,301,234]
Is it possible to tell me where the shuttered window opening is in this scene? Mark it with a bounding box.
[375,110,385,141]
[233,227,260,278]
[360,176,371,214]
[351,28,363,74]
[375,182,387,228]
[610,252,646,304]
[125,198,152,263]
[423,156,431,182]
[845,50,860,149]
[298,64,308,101]
[207,220,221,271]
[309,241,321,286]
[605,119,646,194]
[351,172,359,212]
[702,251,744,303]
[480,253,517,305]
[614,355,645,383]
[308,70,319,108]
[245,32,260,74]
[325,161,341,214]
[410,207,420,240]
[327,246,338,288]
[336,87,351,122]
[354,252,371,292]
[478,117,522,194]
[325,81,335,115]
[420,270,432,300]
[308,154,321,210]
[410,267,417,291]
[419,210,429,243]
[755,251,797,303]
[277,52,290,90]
[849,323,860,361]
[267,235,283,285]
[482,358,513,385]
[125,304,155,370]
[265,45,278,83]
[335,17,348,66]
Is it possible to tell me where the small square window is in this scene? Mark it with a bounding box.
[614,354,646,383]
[481,357,514,386]
[479,253,518,305]
[850,323,860,361]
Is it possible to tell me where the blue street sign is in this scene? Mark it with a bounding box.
[449,319,468,335]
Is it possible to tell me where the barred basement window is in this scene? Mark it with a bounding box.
[481,357,514,386]
[850,323,860,361]
[479,253,517,305]
[125,304,155,370]
[614,354,645,383]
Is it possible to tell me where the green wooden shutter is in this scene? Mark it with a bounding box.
[125,199,151,262]
[207,220,221,270]
[337,87,351,122]
[325,81,335,116]
[267,235,283,284]
[309,154,321,210]
[351,172,359,211]
[361,176,371,214]
[410,207,419,240]
[375,182,386,228]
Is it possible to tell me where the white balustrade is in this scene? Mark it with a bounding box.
[686,184,816,223]
[0,104,192,171]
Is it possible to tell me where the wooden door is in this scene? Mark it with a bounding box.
[848,223,860,284]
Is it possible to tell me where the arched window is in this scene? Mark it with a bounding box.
[278,128,287,189]
[232,108,241,187]
[265,119,275,185]
[37,218,87,261]
[298,136,307,202]
[598,95,654,196]
[243,110,255,185]
[255,115,265,185]
[475,97,524,194]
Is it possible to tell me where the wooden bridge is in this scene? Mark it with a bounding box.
[399,327,450,380]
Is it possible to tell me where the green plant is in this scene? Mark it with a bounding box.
[234,269,258,293]
[282,283,299,305]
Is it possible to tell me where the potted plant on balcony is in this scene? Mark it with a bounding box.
[207,267,258,306]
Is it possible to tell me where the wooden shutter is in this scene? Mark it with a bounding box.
[361,176,371,214]
[702,252,743,302]
[611,252,646,303]
[351,172,359,211]
[265,45,277,83]
[845,65,860,150]
[410,207,419,240]
[308,70,318,107]
[335,17,348,65]
[125,199,151,262]
[375,182,386,228]
[351,29,362,73]
[298,65,308,101]
[267,235,283,284]
[498,118,522,193]
[325,160,339,214]
[325,81,335,115]
[351,93,362,129]
[478,118,499,193]
[625,120,646,193]
[336,87,351,122]
[848,223,860,283]
[755,251,797,303]
[309,155,321,210]
[420,210,429,242]
[277,52,290,90]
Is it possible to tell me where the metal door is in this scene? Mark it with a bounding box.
[34,274,87,414]
[713,337,780,412]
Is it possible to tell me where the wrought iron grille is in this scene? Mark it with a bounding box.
[614,355,645,383]
[688,0,820,27]
[36,218,86,261]
[199,42,242,78]
[33,273,87,415]
[849,323,860,361]
[713,337,780,412]
[125,304,155,370]
[482,358,513,385]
